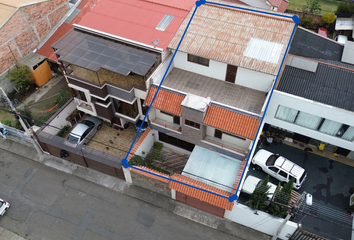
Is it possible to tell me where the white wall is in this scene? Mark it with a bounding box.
[265,91,354,151]
[156,110,173,123]
[206,126,251,150]
[226,203,297,240]
[236,67,275,92]
[133,129,155,158]
[43,100,77,135]
[173,51,227,81]
[150,54,174,86]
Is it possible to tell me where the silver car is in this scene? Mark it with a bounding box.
[65,116,102,147]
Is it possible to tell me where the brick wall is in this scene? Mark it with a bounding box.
[0,0,69,74]
[130,169,171,197]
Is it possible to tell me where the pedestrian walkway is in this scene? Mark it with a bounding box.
[0,226,25,240]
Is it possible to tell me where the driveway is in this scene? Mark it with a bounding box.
[245,142,353,240]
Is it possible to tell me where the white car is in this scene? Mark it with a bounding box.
[65,116,102,147]
[241,175,278,206]
[252,149,307,189]
[0,198,10,218]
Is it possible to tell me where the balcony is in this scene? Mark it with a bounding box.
[162,68,266,115]
[150,118,181,133]
[202,136,247,157]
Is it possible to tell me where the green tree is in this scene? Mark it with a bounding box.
[246,175,271,210]
[321,13,336,25]
[7,66,32,93]
[301,0,322,14]
[335,0,354,15]
[267,178,294,218]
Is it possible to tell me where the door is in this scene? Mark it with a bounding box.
[225,64,238,83]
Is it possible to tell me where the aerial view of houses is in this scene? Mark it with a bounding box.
[0,0,353,239]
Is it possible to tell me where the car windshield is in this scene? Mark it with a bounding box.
[266,154,279,166]
[67,134,79,143]
[300,171,306,183]
[81,120,95,127]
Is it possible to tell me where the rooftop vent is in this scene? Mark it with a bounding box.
[156,14,174,31]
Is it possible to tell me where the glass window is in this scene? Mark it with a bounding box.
[269,166,278,173]
[275,105,298,123]
[187,54,209,66]
[185,119,200,129]
[114,99,138,119]
[342,126,354,141]
[295,112,322,130]
[319,119,342,135]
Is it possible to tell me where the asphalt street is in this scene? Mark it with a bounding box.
[0,149,241,240]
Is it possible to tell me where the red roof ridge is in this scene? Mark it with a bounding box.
[127,127,151,160]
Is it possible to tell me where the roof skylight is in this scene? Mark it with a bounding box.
[244,38,283,64]
[156,14,174,31]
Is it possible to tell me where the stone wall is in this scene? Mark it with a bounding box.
[285,9,323,24]
[130,170,171,198]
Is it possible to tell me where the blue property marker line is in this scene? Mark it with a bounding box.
[228,16,299,202]
[122,0,300,202]
[131,166,229,199]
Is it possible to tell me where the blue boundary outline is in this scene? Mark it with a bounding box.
[122,0,300,203]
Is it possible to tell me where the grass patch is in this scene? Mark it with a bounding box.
[287,0,341,14]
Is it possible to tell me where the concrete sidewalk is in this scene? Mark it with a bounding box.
[0,138,270,240]
[0,226,25,240]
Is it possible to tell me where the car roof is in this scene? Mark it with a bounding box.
[275,157,304,177]
[70,123,89,136]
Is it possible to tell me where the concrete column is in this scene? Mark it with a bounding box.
[123,167,132,184]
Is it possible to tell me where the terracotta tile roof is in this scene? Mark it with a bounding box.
[144,86,184,116]
[170,174,234,210]
[231,160,247,194]
[130,166,170,183]
[269,0,289,12]
[169,0,294,76]
[203,105,261,139]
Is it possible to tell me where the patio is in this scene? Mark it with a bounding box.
[87,121,142,159]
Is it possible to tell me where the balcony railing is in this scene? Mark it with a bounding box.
[202,136,247,156]
[151,119,181,133]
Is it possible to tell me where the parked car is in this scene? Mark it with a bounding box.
[335,35,348,44]
[317,27,328,37]
[241,175,278,206]
[251,149,307,189]
[0,198,10,218]
[65,116,102,147]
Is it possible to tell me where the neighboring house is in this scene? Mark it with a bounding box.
[0,0,70,74]
[267,0,289,12]
[265,27,354,159]
[141,0,295,216]
[51,0,195,127]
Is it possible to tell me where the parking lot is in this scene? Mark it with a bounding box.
[243,142,354,240]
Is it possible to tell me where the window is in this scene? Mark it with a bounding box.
[319,119,342,136]
[278,170,288,178]
[187,54,209,66]
[114,99,138,119]
[140,99,148,115]
[269,167,278,173]
[295,112,322,129]
[214,129,222,139]
[185,119,200,129]
[275,105,297,123]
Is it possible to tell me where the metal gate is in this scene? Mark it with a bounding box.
[290,228,329,240]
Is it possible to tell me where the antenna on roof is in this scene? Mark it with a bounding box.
[151,39,159,48]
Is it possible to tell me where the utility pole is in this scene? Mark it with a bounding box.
[0,87,43,155]
[272,192,307,240]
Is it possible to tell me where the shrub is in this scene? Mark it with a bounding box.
[267,178,294,218]
[129,155,145,166]
[246,175,271,210]
[321,14,336,25]
[3,119,12,127]
[56,125,71,137]
[8,66,32,93]
[300,17,313,28]
[154,142,163,153]
[336,0,354,15]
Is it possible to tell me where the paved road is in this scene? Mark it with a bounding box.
[0,150,239,240]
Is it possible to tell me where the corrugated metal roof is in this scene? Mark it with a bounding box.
[203,105,261,139]
[278,62,354,112]
[76,0,195,51]
[289,27,343,61]
[169,0,294,75]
